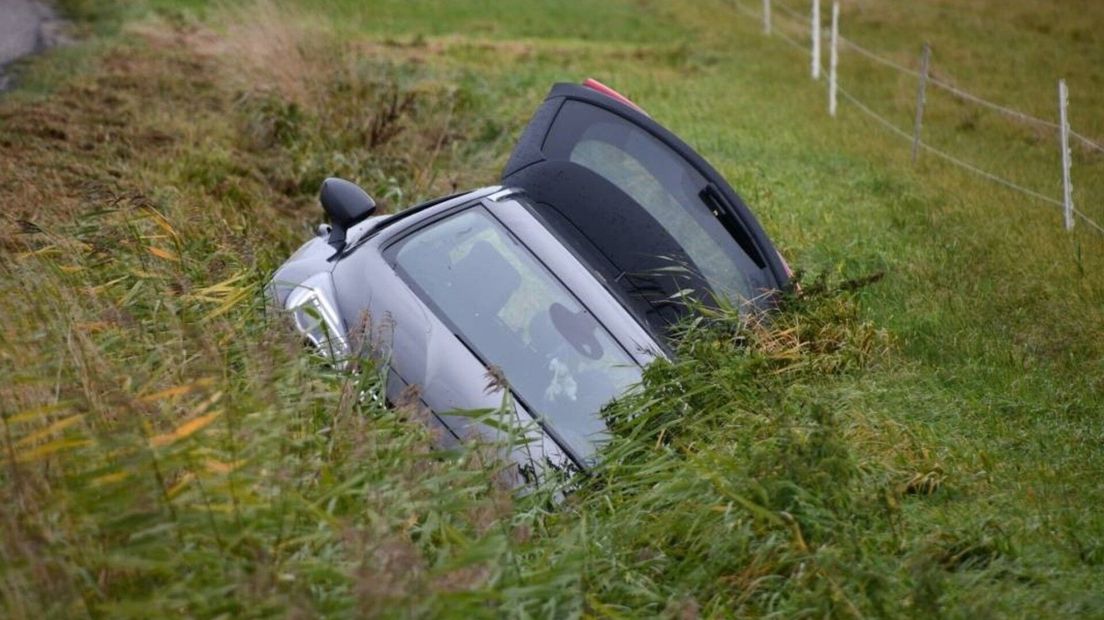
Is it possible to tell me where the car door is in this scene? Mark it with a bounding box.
[502,81,790,335]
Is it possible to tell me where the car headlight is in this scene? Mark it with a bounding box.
[282,273,350,361]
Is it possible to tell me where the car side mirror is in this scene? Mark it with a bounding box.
[320,177,376,251]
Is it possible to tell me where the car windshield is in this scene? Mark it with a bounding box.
[390,207,641,462]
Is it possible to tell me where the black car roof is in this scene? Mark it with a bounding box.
[507,162,710,333]
[500,83,789,331]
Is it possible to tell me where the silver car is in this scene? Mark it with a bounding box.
[269,80,790,483]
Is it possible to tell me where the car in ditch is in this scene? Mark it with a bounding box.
[268,80,791,483]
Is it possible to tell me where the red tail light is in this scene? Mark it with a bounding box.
[582,78,648,116]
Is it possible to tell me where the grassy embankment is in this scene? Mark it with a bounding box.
[1,0,1101,617]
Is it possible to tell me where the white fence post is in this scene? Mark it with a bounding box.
[911,43,931,163]
[1059,79,1074,231]
[811,0,821,79]
[763,0,771,35]
[828,1,839,116]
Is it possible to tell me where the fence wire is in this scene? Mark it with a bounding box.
[758,0,1104,152]
[773,24,808,54]
[771,0,807,23]
[738,0,813,54]
[1074,209,1104,234]
[927,75,1060,130]
[836,86,1063,208]
[730,0,1103,235]
[838,86,1104,233]
[1072,132,1104,154]
[732,0,761,21]
[839,37,921,78]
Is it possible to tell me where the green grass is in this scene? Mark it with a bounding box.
[1,0,1102,617]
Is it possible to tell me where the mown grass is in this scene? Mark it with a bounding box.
[1,0,1102,617]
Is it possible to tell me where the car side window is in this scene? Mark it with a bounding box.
[388,207,640,462]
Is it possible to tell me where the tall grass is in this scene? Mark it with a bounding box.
[0,13,542,617]
[2,0,1103,617]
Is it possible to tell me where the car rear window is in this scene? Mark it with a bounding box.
[389,207,640,463]
[544,100,774,305]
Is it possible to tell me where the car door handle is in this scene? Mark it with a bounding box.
[699,182,729,218]
[698,183,766,269]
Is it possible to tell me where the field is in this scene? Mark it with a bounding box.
[1,0,1101,617]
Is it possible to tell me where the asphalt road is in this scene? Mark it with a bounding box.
[0,0,62,89]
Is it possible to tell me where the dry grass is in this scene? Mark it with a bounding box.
[0,8,531,617]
